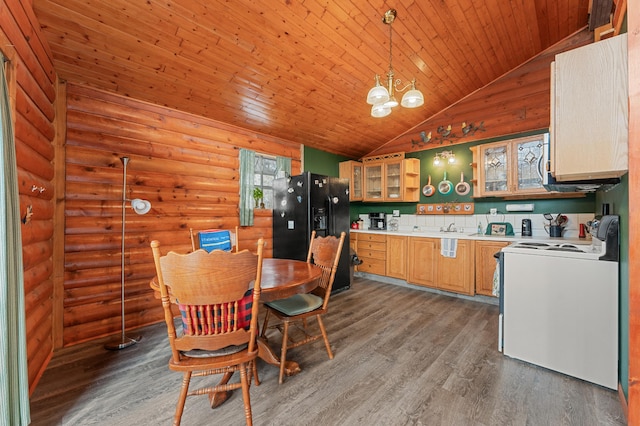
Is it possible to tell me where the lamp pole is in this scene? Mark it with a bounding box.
[105,156,141,350]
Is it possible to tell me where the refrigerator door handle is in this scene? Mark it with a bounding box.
[326,195,334,235]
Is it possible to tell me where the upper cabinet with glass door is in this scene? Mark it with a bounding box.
[362,152,420,202]
[339,160,363,201]
[363,160,384,201]
[470,134,546,198]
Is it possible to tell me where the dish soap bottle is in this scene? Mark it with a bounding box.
[477,222,483,235]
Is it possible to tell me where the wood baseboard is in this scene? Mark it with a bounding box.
[618,383,628,423]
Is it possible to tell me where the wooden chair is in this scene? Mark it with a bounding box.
[260,231,346,384]
[189,226,239,252]
[151,237,264,426]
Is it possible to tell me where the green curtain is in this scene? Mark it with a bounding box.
[0,53,31,425]
[239,148,255,226]
[239,150,291,226]
[275,156,291,179]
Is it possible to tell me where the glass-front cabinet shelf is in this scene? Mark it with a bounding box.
[471,134,546,197]
[384,160,402,200]
[360,152,420,202]
[364,162,383,201]
[339,160,363,201]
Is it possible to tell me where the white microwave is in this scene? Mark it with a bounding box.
[542,132,619,193]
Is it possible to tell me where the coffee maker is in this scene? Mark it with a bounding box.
[521,219,532,236]
[369,212,387,230]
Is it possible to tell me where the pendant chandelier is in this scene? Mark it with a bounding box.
[366,9,425,118]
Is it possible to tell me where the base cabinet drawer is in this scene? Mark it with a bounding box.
[355,232,386,276]
[358,260,386,275]
[358,249,386,260]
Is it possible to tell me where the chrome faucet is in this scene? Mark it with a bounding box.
[447,222,456,232]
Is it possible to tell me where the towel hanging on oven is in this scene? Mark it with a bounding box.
[485,222,514,236]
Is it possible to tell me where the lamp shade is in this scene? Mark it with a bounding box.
[401,88,425,108]
[367,85,390,105]
[131,198,151,215]
[384,96,399,108]
[371,103,392,118]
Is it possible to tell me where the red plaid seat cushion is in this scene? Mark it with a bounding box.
[178,289,253,335]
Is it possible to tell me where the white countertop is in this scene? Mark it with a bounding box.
[350,228,590,245]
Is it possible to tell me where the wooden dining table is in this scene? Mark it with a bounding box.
[150,257,322,406]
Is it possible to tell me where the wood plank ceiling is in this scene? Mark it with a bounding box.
[31,0,591,159]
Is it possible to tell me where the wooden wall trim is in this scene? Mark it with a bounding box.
[627,2,639,422]
[52,79,66,349]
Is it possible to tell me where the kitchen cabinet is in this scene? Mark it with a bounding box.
[363,160,384,201]
[363,152,420,202]
[339,160,363,201]
[386,235,407,279]
[408,237,474,295]
[550,34,628,181]
[470,134,546,198]
[355,232,386,275]
[475,240,509,296]
[349,231,358,255]
[407,237,437,287]
[436,239,475,295]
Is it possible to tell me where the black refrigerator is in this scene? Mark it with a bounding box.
[272,172,351,293]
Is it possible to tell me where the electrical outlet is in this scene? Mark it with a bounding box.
[490,208,498,216]
[392,210,400,217]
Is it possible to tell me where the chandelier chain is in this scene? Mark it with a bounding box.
[388,20,393,74]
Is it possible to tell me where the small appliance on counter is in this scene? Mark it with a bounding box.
[521,219,532,236]
[485,222,514,236]
[369,212,387,230]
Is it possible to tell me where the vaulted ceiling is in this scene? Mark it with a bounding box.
[32,0,593,159]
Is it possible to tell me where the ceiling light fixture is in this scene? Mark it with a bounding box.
[366,9,425,118]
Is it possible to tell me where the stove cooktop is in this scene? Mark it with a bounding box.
[504,240,606,260]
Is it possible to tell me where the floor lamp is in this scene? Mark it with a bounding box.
[105,156,152,350]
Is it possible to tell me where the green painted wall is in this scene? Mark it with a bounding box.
[303,146,349,177]
[597,173,629,397]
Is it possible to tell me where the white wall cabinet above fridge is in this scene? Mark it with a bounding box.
[550,33,628,181]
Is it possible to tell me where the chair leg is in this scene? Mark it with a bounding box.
[252,359,260,386]
[316,315,334,360]
[239,362,253,426]
[260,308,271,338]
[174,372,192,426]
[278,320,290,384]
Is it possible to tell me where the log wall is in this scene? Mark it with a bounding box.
[1,0,57,392]
[62,83,301,346]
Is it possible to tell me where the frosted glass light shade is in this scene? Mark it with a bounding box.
[384,96,399,108]
[131,198,151,215]
[401,89,424,108]
[367,85,390,105]
[371,103,392,118]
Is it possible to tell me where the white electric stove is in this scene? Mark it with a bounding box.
[499,215,619,389]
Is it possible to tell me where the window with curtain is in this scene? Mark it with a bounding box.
[239,149,290,226]
[1,51,31,425]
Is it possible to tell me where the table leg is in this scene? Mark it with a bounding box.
[209,372,233,409]
[257,336,301,376]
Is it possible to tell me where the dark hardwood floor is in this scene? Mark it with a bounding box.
[30,276,627,425]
